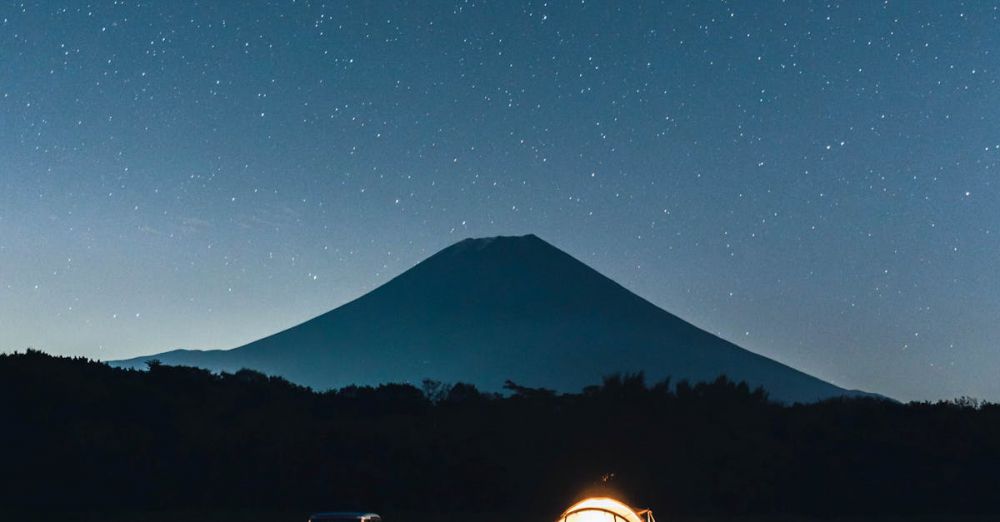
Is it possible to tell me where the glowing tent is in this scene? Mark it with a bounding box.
[557,498,655,522]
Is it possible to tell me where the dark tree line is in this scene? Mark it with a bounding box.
[2,350,998,518]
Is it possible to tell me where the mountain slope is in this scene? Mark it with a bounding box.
[112,234,874,402]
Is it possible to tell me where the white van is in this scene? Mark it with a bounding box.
[308,512,383,522]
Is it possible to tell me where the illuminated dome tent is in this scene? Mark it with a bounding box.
[558,497,656,522]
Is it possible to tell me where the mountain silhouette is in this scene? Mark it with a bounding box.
[112,234,874,402]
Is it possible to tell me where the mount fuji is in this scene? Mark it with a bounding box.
[112,234,874,402]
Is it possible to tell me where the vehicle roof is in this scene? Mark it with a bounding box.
[309,512,381,519]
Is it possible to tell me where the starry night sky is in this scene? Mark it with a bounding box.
[2,1,999,401]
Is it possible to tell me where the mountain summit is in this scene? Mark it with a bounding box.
[113,234,872,402]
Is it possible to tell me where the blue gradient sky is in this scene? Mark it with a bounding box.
[2,1,999,401]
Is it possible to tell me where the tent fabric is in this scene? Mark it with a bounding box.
[558,497,646,522]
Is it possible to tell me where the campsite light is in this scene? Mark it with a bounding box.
[557,497,655,522]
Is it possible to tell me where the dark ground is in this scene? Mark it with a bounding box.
[3,512,997,522]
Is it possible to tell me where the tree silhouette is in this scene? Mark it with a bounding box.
[1,350,998,519]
